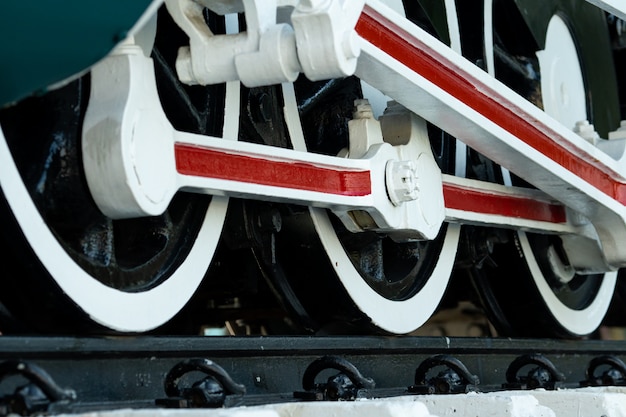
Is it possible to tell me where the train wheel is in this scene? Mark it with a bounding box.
[252,1,462,335]
[469,0,619,338]
[0,7,236,333]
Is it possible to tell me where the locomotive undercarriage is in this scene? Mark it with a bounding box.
[1,0,626,338]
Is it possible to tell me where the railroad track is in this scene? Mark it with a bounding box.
[2,336,626,415]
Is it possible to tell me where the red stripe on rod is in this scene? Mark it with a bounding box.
[357,6,626,205]
[443,183,567,224]
[175,143,372,196]
[176,145,565,223]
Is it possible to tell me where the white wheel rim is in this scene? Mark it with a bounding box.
[312,212,460,334]
[518,232,617,335]
[533,13,614,334]
[283,90,459,332]
[486,7,616,335]
[0,14,240,333]
[281,1,462,334]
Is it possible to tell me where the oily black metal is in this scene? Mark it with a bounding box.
[294,355,376,401]
[409,354,480,394]
[157,358,246,408]
[1,336,626,414]
[502,354,565,390]
[0,360,76,416]
[580,355,626,387]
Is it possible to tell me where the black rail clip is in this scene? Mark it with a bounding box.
[294,355,375,401]
[408,354,479,394]
[157,358,246,408]
[580,355,626,387]
[503,354,565,390]
[0,360,76,416]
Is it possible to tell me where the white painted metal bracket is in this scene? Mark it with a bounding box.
[165,0,364,87]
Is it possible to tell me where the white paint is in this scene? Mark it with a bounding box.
[0,123,229,332]
[284,0,463,334]
[514,11,614,334]
[518,232,617,336]
[445,0,467,182]
[356,1,626,269]
[311,209,459,333]
[444,0,461,54]
[483,0,495,76]
[360,0,405,120]
[283,73,457,334]
[292,0,366,81]
[167,0,366,87]
[166,0,300,86]
[0,13,239,332]
[536,15,587,132]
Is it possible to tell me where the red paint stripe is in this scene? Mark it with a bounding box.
[175,143,372,196]
[443,183,567,223]
[357,6,626,205]
[175,145,565,223]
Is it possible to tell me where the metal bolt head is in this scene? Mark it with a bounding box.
[574,120,599,144]
[353,99,374,120]
[386,160,419,206]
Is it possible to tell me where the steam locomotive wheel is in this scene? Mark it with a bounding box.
[0,8,235,333]
[291,99,459,334]
[254,1,462,335]
[471,0,619,338]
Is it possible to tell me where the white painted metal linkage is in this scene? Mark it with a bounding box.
[81,37,577,244]
[165,0,365,86]
[82,43,448,241]
[355,0,626,268]
[81,0,626,272]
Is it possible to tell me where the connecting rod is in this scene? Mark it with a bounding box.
[82,0,626,271]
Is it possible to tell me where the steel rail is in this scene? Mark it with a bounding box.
[1,336,626,414]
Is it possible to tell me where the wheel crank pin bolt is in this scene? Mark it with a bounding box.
[574,120,600,145]
[386,160,419,206]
